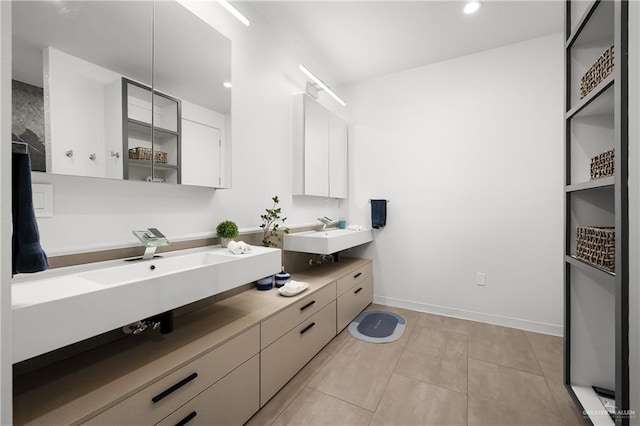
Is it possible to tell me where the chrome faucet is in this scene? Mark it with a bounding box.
[132,228,170,260]
[317,216,338,230]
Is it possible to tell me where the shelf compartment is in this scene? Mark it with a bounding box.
[567,1,598,45]
[570,385,615,426]
[568,1,614,50]
[567,263,616,400]
[567,85,614,185]
[567,187,614,255]
[566,177,615,193]
[567,0,614,109]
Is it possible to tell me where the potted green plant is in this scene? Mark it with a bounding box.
[216,220,239,248]
[260,196,290,248]
[255,196,290,291]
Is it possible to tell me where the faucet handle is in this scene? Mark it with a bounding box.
[146,228,166,239]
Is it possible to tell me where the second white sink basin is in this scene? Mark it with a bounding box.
[284,228,373,255]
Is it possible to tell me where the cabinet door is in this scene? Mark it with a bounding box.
[304,97,330,196]
[155,355,259,426]
[337,275,373,332]
[329,115,348,199]
[260,301,337,406]
[181,119,221,187]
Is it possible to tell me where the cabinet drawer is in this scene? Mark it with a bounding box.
[337,275,373,332]
[155,355,259,426]
[261,282,336,350]
[336,263,372,296]
[260,301,337,406]
[85,326,259,426]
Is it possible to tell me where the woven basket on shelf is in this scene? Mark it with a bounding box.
[128,147,168,164]
[590,149,614,180]
[575,226,615,272]
[580,46,614,99]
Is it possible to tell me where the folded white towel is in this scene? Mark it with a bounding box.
[281,280,307,293]
[227,240,253,255]
[347,225,364,231]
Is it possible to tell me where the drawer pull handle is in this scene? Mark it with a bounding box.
[353,272,362,279]
[175,411,197,426]
[300,300,316,311]
[300,322,316,335]
[354,287,363,294]
[152,373,198,403]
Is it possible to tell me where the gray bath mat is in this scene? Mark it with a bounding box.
[348,311,406,343]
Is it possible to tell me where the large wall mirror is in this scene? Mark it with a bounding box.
[11,1,231,188]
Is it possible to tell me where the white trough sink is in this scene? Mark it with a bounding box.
[12,245,280,363]
[284,228,373,255]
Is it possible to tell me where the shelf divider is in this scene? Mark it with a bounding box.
[569,385,615,426]
[566,74,614,119]
[566,177,615,193]
[565,255,616,280]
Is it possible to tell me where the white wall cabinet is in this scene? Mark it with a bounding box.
[180,99,227,188]
[293,93,348,198]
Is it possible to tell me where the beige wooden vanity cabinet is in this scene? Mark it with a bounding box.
[85,327,260,426]
[13,258,372,425]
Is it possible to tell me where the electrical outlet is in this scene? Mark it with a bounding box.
[476,273,486,286]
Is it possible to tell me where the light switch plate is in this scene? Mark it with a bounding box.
[32,184,53,217]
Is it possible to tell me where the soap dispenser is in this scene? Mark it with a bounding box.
[275,266,291,288]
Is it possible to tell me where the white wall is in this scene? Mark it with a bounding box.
[30,2,347,256]
[345,34,565,335]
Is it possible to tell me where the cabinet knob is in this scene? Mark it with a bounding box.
[65,150,73,158]
[111,151,121,159]
[89,153,96,161]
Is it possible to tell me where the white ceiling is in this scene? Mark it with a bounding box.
[249,1,564,85]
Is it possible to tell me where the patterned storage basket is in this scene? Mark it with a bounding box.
[580,46,614,99]
[575,226,615,272]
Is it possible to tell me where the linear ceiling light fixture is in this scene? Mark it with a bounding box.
[299,64,346,107]
[219,0,250,26]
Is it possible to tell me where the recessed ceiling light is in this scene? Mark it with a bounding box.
[223,81,232,88]
[463,1,481,14]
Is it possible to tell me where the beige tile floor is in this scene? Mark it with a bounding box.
[247,304,586,426]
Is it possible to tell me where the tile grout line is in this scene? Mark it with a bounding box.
[524,333,578,425]
[265,334,351,425]
[467,356,545,377]
[392,370,469,396]
[366,316,418,425]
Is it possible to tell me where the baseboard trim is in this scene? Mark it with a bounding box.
[373,295,563,337]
